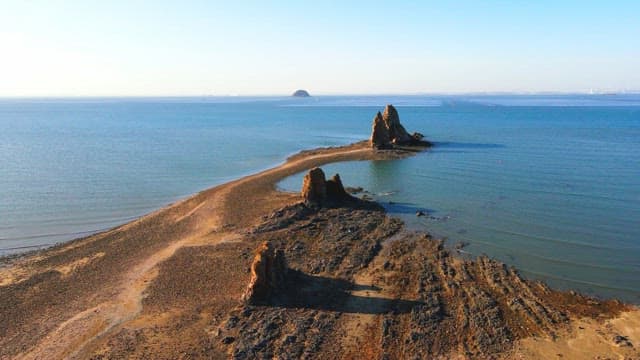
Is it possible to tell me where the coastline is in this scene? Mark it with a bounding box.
[0,141,361,262]
[1,141,638,359]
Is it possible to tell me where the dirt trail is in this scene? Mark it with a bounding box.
[339,244,392,352]
[19,210,230,359]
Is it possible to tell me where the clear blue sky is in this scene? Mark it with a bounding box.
[1,1,638,96]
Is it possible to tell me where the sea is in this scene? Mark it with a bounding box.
[1,95,639,303]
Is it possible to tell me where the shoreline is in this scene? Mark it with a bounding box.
[0,141,421,357]
[1,141,638,359]
[0,140,393,261]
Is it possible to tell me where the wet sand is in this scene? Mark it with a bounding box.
[0,141,638,359]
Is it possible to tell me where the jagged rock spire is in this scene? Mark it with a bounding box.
[382,104,411,144]
[370,104,430,149]
[242,241,288,304]
[370,111,391,149]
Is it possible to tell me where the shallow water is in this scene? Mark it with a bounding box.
[1,95,639,302]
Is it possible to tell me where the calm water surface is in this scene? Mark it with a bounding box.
[1,95,639,302]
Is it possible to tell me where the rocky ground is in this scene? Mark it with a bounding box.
[215,198,636,359]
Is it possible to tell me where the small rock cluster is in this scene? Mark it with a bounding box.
[301,167,348,206]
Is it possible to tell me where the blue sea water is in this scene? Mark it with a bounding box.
[1,95,639,302]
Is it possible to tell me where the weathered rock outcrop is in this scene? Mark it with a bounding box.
[221,203,630,359]
[301,167,349,206]
[301,167,327,204]
[325,173,347,199]
[382,104,411,144]
[369,104,431,149]
[242,241,288,304]
[370,112,392,149]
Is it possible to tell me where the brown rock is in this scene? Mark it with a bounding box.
[326,173,347,199]
[301,167,327,204]
[370,111,391,149]
[242,241,287,304]
[370,104,429,149]
[301,168,353,206]
[382,104,411,144]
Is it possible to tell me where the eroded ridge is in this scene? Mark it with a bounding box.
[216,196,633,359]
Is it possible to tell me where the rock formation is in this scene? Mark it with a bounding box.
[325,173,348,199]
[370,112,392,149]
[301,167,327,204]
[222,203,631,359]
[382,104,411,144]
[369,104,431,149]
[291,89,310,97]
[301,167,349,206]
[242,241,288,304]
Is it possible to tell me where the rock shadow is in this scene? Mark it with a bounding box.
[383,202,436,215]
[432,141,505,149]
[314,195,387,212]
[264,270,423,315]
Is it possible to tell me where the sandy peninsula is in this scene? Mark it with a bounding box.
[1,126,639,358]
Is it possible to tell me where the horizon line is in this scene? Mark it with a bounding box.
[1,90,639,99]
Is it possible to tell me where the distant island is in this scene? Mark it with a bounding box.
[292,89,310,97]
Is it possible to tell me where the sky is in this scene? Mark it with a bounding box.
[1,1,639,96]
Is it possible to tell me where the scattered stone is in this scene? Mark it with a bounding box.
[225,316,240,329]
[222,336,236,344]
[241,308,252,317]
[613,335,633,347]
[283,335,297,344]
[345,186,364,194]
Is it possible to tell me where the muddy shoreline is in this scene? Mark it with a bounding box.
[1,141,638,359]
